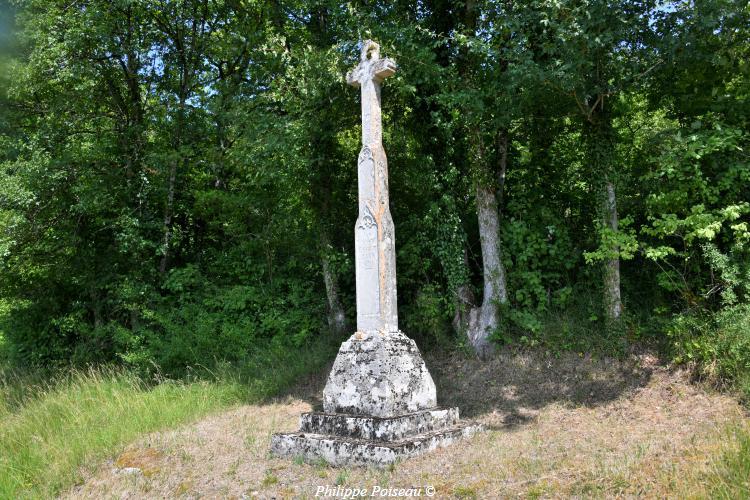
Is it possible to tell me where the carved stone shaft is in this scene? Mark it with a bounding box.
[347,40,399,334]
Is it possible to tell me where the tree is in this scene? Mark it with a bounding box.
[539,0,658,326]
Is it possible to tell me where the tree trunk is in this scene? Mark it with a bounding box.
[466,182,509,358]
[159,96,185,275]
[603,179,622,323]
[320,229,347,335]
[586,99,623,326]
[452,249,476,335]
[457,0,509,357]
[462,128,510,358]
[158,158,177,275]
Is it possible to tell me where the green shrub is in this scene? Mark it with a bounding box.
[502,217,578,334]
[125,266,325,377]
[401,282,452,347]
[0,259,328,377]
[670,304,750,398]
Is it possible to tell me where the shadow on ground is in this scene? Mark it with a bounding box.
[279,345,657,430]
[426,348,656,428]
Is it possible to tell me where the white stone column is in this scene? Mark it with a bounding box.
[346,40,399,334]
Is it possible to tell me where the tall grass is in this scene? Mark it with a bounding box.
[0,338,338,499]
[703,425,750,499]
[0,369,244,498]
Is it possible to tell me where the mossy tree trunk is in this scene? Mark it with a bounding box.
[585,98,622,326]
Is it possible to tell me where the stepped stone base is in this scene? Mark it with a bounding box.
[271,331,481,466]
[300,407,459,441]
[270,407,482,467]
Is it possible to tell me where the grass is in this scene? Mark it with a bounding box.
[0,369,242,498]
[0,336,338,499]
[701,425,750,498]
[2,317,749,499]
[61,353,748,498]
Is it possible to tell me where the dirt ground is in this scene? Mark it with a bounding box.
[63,349,747,499]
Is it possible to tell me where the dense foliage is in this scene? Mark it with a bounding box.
[0,0,748,386]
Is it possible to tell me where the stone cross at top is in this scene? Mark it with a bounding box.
[347,41,399,334]
[347,40,397,147]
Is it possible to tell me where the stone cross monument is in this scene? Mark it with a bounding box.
[271,40,480,466]
[348,40,398,335]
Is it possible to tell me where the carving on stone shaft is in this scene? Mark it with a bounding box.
[348,40,399,334]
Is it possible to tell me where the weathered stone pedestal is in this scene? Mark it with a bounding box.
[270,331,482,466]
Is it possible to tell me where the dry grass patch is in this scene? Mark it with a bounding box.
[63,351,747,499]
[114,447,164,478]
